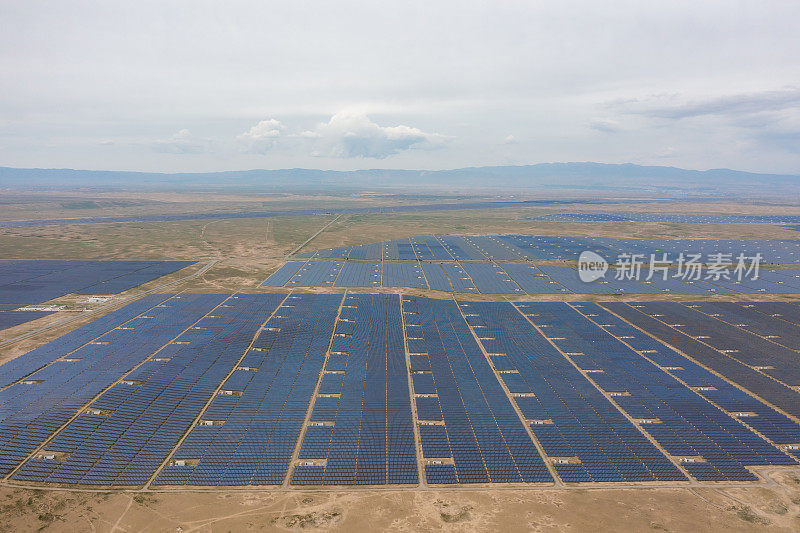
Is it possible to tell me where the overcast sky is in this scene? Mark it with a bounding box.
[1,1,799,173]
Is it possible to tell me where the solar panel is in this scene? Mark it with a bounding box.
[528,213,800,224]
[604,302,800,417]
[0,260,195,307]
[4,291,798,487]
[467,300,685,482]
[3,294,231,479]
[304,236,800,265]
[535,302,795,481]
[406,297,552,484]
[289,294,418,485]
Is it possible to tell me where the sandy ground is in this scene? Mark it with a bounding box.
[2,468,800,532]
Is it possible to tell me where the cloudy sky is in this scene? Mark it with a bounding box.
[1,1,799,173]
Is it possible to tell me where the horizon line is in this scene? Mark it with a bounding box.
[1,161,799,177]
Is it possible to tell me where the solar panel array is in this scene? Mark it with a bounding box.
[527,213,800,224]
[405,297,552,483]
[570,303,800,469]
[291,294,417,485]
[14,294,285,486]
[3,294,230,481]
[524,303,796,481]
[2,293,799,487]
[4,198,633,229]
[552,236,800,264]
[463,301,685,482]
[0,309,55,330]
[334,263,382,288]
[602,302,800,421]
[157,294,337,486]
[263,260,800,295]
[0,260,196,305]
[299,235,800,263]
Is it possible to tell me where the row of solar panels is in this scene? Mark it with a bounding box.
[264,260,800,295]
[526,213,800,224]
[0,260,196,306]
[2,294,799,486]
[0,309,55,330]
[0,260,197,333]
[298,235,800,263]
[1,198,642,228]
[606,302,800,422]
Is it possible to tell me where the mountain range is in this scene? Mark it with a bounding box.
[1,163,798,198]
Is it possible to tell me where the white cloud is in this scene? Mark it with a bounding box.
[502,134,518,144]
[588,119,621,133]
[151,129,211,154]
[301,110,448,159]
[627,88,800,120]
[4,3,800,172]
[236,118,284,153]
[656,146,677,158]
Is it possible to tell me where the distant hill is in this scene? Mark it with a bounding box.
[1,163,798,198]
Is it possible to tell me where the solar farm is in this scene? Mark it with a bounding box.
[0,260,196,331]
[1,289,799,489]
[3,207,800,529]
[527,213,800,224]
[296,235,800,261]
[264,236,800,295]
[0,198,622,229]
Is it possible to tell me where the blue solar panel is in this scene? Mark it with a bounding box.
[437,236,487,260]
[347,243,382,260]
[3,294,230,479]
[283,262,343,287]
[529,213,800,224]
[458,264,524,294]
[537,302,796,481]
[424,463,458,483]
[156,294,339,486]
[0,309,55,330]
[290,294,418,485]
[302,235,800,265]
[747,302,800,328]
[261,262,305,287]
[416,397,443,421]
[440,264,479,294]
[334,263,381,287]
[383,238,418,260]
[467,300,686,482]
[419,264,453,292]
[460,236,527,260]
[419,424,452,458]
[412,373,436,394]
[262,235,800,293]
[5,290,798,487]
[406,297,552,484]
[501,264,569,294]
[383,264,427,289]
[604,302,800,419]
[409,237,435,260]
[318,373,344,394]
[686,301,800,350]
[0,260,195,306]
